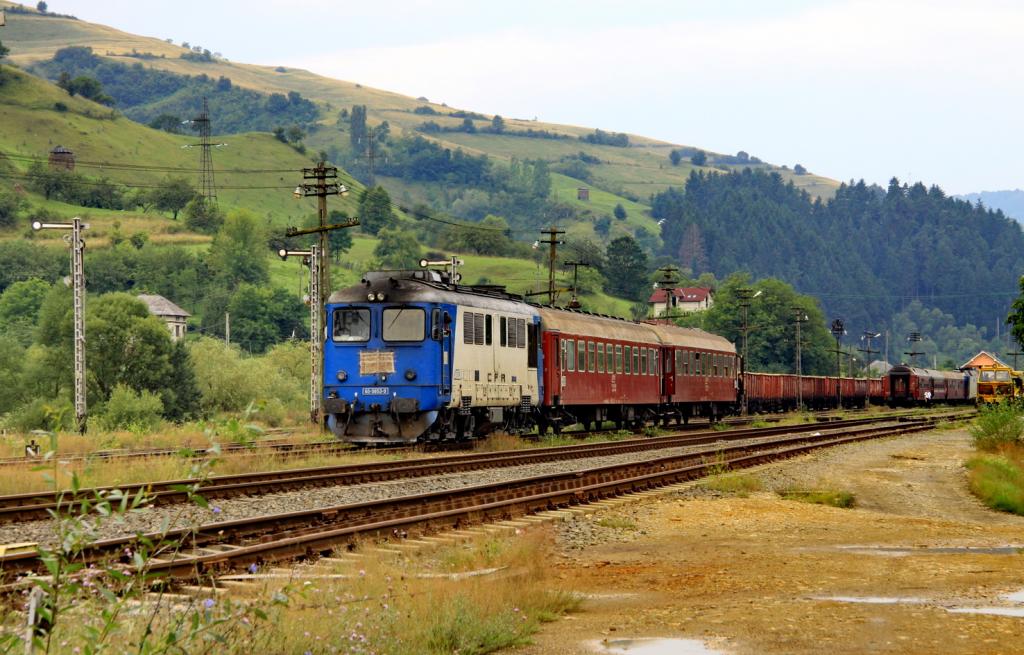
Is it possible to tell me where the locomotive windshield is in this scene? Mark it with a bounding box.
[333,308,370,342]
[383,307,425,342]
[980,369,1011,382]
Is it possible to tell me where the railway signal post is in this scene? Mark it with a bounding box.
[904,331,924,366]
[33,218,88,433]
[830,318,847,406]
[279,246,323,426]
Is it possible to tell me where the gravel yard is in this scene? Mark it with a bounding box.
[511,428,1024,655]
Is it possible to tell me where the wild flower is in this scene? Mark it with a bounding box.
[204,598,215,609]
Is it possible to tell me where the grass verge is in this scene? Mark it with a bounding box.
[966,449,1024,515]
[37,530,579,654]
[701,473,763,496]
[779,488,855,508]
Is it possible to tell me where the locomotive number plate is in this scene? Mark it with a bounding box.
[362,387,390,395]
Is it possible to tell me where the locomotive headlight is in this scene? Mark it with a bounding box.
[336,370,348,382]
[404,369,417,381]
[375,292,386,301]
[367,292,375,301]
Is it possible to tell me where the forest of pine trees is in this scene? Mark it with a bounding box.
[654,169,1024,335]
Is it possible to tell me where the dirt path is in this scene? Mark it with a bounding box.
[514,428,1024,655]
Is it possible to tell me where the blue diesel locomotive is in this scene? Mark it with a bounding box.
[323,269,543,445]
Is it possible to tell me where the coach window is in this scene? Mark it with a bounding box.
[631,346,638,374]
[650,348,658,375]
[500,317,507,347]
[333,308,370,342]
[640,348,647,375]
[587,342,596,372]
[624,345,631,374]
[577,340,586,372]
[383,307,425,342]
[566,339,575,371]
[693,352,701,376]
[597,343,605,373]
[615,345,623,373]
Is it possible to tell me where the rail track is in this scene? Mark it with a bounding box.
[0,411,970,523]
[0,410,971,581]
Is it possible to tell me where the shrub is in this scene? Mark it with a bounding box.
[970,403,1024,451]
[5,397,73,433]
[779,488,855,508]
[95,384,164,431]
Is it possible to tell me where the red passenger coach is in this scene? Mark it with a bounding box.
[645,323,739,421]
[539,308,662,431]
[537,308,738,431]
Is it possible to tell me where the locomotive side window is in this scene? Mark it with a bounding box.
[333,308,370,342]
[615,345,623,373]
[463,312,474,344]
[500,317,507,347]
[383,307,425,342]
[588,342,596,372]
[597,343,605,373]
[566,339,575,371]
[485,314,493,346]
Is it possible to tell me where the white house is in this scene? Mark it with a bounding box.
[648,287,713,317]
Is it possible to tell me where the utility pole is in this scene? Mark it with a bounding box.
[904,331,924,366]
[1006,345,1023,370]
[293,163,348,303]
[364,130,377,187]
[564,261,591,309]
[793,307,808,409]
[654,265,680,320]
[225,312,230,345]
[829,318,846,406]
[279,246,322,425]
[539,226,565,304]
[33,218,88,433]
[858,330,881,378]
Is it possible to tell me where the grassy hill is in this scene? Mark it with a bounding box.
[0,3,840,214]
[0,65,363,247]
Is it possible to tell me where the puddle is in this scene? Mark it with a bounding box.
[590,638,726,654]
[836,545,1023,556]
[947,607,1024,617]
[811,596,927,605]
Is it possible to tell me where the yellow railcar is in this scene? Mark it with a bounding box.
[976,365,1019,404]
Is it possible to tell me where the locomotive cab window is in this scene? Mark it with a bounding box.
[333,308,370,342]
[382,307,425,342]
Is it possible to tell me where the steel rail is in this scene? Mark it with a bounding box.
[0,412,972,523]
[0,414,957,579]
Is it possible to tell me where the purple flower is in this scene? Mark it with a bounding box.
[212,506,222,514]
[204,598,215,609]
[248,563,258,574]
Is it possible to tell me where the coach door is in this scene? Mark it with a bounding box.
[662,348,675,398]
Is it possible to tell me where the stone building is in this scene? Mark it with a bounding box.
[138,294,190,342]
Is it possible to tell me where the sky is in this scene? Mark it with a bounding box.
[49,0,1024,195]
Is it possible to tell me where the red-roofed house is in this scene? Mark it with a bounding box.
[649,287,713,317]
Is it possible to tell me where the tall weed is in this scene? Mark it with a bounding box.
[969,403,1024,451]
